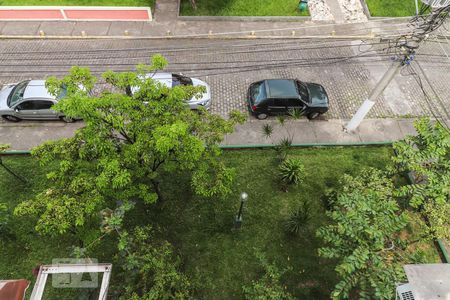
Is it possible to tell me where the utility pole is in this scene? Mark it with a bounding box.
[344,2,450,132]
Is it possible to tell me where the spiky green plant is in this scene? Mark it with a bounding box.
[284,201,312,235]
[262,123,274,139]
[279,157,304,185]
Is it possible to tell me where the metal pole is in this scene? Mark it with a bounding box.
[415,0,419,16]
[344,60,403,132]
[234,192,248,229]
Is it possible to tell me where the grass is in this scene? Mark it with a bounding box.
[180,0,309,16]
[0,147,440,299]
[365,0,418,17]
[0,0,154,6]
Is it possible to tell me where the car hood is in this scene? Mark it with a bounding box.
[306,83,329,107]
[190,78,211,103]
[0,84,15,111]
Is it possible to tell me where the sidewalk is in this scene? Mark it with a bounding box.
[0,0,412,39]
[0,118,429,151]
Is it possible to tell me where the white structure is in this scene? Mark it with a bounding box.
[396,264,450,300]
[30,263,112,300]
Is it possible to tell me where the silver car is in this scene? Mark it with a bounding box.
[134,73,211,110]
[0,80,73,122]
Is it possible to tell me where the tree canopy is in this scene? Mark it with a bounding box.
[317,168,409,299]
[393,118,450,240]
[14,55,245,235]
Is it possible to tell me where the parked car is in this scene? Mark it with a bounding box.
[247,79,329,120]
[0,80,74,122]
[133,73,211,110]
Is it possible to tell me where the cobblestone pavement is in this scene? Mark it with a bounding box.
[0,38,449,120]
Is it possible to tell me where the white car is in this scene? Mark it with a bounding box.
[135,73,211,110]
[0,80,73,122]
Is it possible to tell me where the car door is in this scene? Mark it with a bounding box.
[267,98,287,114]
[13,100,39,119]
[34,100,59,119]
[286,98,306,115]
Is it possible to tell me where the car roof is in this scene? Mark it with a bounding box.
[146,72,173,87]
[265,79,299,99]
[23,80,56,100]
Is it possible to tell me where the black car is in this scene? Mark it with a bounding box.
[247,79,329,120]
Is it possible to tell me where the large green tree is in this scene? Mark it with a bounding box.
[14,55,245,235]
[393,118,450,241]
[317,168,409,299]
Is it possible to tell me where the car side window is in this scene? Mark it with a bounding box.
[16,100,53,110]
[16,101,35,110]
[33,100,54,110]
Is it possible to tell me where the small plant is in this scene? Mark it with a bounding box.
[279,157,304,185]
[275,137,292,162]
[262,123,274,139]
[276,115,286,126]
[284,201,312,235]
[288,108,303,120]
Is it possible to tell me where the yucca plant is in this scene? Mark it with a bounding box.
[262,123,274,139]
[275,137,292,162]
[284,201,312,235]
[279,157,304,185]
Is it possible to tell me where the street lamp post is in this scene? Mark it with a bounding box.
[234,192,248,229]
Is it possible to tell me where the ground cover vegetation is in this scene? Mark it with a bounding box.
[0,0,154,7]
[0,51,446,298]
[365,0,418,17]
[180,0,309,16]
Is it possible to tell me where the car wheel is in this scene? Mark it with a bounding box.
[61,116,75,123]
[256,113,268,120]
[2,115,21,122]
[307,112,320,120]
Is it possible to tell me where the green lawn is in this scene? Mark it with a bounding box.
[365,0,418,17]
[180,0,309,16]
[0,0,153,6]
[0,147,440,299]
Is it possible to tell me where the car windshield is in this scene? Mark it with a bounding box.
[296,81,309,102]
[7,80,29,107]
[250,81,267,104]
[172,74,193,87]
[56,86,68,100]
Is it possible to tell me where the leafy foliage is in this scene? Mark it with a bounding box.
[242,252,293,300]
[279,157,305,185]
[393,118,450,240]
[116,226,193,300]
[284,200,312,235]
[316,168,408,299]
[14,55,245,235]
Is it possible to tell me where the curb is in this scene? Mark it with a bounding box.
[1,142,393,155]
[0,34,379,40]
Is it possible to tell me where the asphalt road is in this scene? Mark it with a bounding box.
[0,37,449,119]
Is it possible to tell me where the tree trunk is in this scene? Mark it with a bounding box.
[151,179,164,202]
[190,0,197,10]
[0,158,27,183]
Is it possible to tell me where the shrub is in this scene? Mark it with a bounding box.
[284,201,312,235]
[279,157,304,185]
